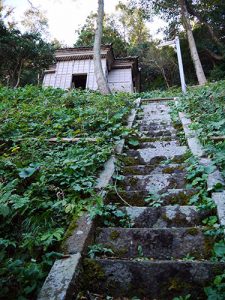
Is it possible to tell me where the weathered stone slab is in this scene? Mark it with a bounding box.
[179,112,204,157]
[207,169,225,190]
[83,259,225,299]
[64,212,94,255]
[106,188,196,206]
[129,140,180,150]
[96,227,212,259]
[124,206,209,228]
[140,129,178,138]
[122,163,185,175]
[139,124,175,133]
[126,142,187,164]
[212,192,225,226]
[38,253,81,300]
[120,173,186,192]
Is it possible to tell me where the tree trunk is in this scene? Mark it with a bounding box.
[179,0,207,85]
[93,0,111,94]
[14,60,23,88]
[185,0,224,50]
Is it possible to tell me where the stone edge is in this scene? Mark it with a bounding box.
[37,98,141,300]
[177,100,225,227]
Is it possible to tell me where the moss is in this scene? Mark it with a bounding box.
[116,246,129,256]
[168,277,192,292]
[168,191,192,206]
[129,176,138,186]
[161,211,186,226]
[110,230,120,240]
[118,156,138,166]
[162,166,177,174]
[204,237,214,258]
[82,258,105,289]
[187,227,199,236]
[162,165,185,174]
[122,166,137,175]
[61,215,80,251]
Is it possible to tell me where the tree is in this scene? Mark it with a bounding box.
[0,21,54,87]
[179,0,207,85]
[93,0,111,94]
[138,0,207,85]
[116,1,150,47]
[75,13,128,57]
[21,0,49,39]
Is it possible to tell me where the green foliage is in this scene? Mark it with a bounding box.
[177,81,225,179]
[173,295,191,300]
[204,273,225,300]
[0,86,134,299]
[144,190,167,207]
[74,13,128,57]
[88,244,114,259]
[0,21,54,87]
[89,202,132,228]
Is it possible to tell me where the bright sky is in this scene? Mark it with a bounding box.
[5,0,165,46]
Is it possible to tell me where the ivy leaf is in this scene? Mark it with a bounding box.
[18,163,40,179]
[213,240,225,258]
[0,205,10,217]
[128,139,139,146]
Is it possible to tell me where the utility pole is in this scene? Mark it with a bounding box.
[159,36,186,93]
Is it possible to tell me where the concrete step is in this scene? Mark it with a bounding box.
[82,259,225,299]
[95,227,213,260]
[119,173,186,192]
[122,163,186,175]
[127,140,180,149]
[140,129,178,138]
[139,124,176,133]
[124,206,210,228]
[125,142,187,164]
[106,188,197,206]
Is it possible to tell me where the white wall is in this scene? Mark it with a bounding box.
[108,68,133,93]
[43,58,107,90]
[43,73,56,87]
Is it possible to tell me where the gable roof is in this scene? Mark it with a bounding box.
[44,45,139,74]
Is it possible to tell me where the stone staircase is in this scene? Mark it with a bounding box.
[78,100,225,299]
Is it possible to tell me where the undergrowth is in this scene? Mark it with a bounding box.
[0,86,135,299]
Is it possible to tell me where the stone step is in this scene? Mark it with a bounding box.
[106,188,196,206]
[137,135,180,143]
[127,140,180,150]
[119,173,186,192]
[139,124,176,133]
[122,163,186,175]
[140,129,177,138]
[95,227,213,260]
[124,206,210,228]
[125,143,187,164]
[82,259,225,299]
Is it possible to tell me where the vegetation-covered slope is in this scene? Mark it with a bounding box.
[0,86,134,299]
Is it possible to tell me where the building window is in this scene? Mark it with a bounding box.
[71,74,87,90]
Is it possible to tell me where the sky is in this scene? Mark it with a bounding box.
[5,0,165,46]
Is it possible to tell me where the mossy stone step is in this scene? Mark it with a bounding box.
[123,206,210,228]
[82,259,225,299]
[122,163,186,175]
[95,227,213,260]
[127,140,180,150]
[139,129,177,138]
[119,173,186,192]
[125,143,187,164]
[106,188,196,206]
[139,124,176,133]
